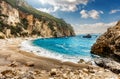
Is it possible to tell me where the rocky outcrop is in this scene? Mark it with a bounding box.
[91,21,120,73]
[83,34,92,38]
[91,21,120,60]
[0,0,75,38]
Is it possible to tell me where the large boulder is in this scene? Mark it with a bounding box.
[91,21,120,61]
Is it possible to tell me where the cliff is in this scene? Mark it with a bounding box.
[91,21,120,73]
[91,21,120,60]
[0,0,75,38]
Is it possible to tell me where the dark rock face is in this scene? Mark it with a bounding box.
[83,34,92,38]
[91,21,120,61]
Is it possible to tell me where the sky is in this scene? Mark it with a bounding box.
[26,0,120,34]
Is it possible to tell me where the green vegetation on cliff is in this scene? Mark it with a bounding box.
[0,0,75,37]
[0,0,75,38]
[4,0,74,32]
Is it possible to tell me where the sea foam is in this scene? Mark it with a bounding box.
[20,39,93,63]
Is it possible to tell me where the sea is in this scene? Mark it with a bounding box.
[21,34,99,63]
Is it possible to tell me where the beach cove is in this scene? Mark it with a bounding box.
[20,35,98,63]
[0,37,119,79]
[0,0,120,78]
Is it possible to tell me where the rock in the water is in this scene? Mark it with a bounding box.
[83,34,92,38]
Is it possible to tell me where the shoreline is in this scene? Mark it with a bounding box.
[0,37,92,70]
[20,38,94,63]
[0,37,119,78]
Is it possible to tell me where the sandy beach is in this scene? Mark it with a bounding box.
[0,38,119,79]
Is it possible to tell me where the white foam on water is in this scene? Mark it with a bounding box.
[20,40,94,63]
[81,49,90,53]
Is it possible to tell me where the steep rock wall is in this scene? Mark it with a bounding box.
[91,21,120,61]
[0,0,75,38]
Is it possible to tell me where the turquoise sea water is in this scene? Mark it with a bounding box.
[30,35,98,62]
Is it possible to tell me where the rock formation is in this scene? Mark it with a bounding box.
[83,34,92,38]
[91,21,120,60]
[91,21,120,73]
[0,0,75,38]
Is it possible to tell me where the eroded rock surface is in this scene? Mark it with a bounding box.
[91,21,120,73]
[91,21,120,59]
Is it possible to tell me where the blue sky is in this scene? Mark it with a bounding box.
[26,0,120,34]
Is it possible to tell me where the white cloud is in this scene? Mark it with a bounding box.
[73,21,117,34]
[80,10,89,18]
[37,8,56,13]
[110,9,120,14]
[80,10,103,19]
[37,0,89,12]
[88,10,100,19]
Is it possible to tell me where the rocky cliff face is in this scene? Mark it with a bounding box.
[91,21,120,60]
[0,0,75,38]
[0,1,20,26]
[91,21,120,73]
